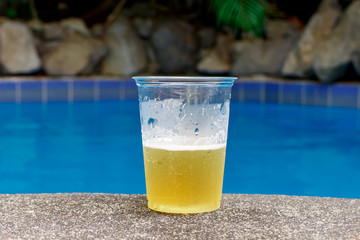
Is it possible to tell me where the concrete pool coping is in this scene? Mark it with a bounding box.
[0,194,359,239]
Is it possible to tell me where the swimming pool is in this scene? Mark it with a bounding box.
[0,100,359,198]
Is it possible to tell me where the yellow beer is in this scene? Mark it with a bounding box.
[143,144,226,214]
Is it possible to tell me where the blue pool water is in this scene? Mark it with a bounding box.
[0,100,359,198]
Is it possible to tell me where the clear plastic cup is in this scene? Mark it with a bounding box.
[133,76,236,214]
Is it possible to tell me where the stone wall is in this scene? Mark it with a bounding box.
[0,0,360,83]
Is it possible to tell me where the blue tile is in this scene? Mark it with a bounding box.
[120,81,138,99]
[0,82,16,102]
[74,81,95,101]
[21,81,43,102]
[283,83,302,105]
[99,81,121,100]
[47,81,68,102]
[331,84,358,108]
[242,82,261,102]
[305,84,329,106]
[264,83,279,103]
[231,83,241,101]
[122,79,136,86]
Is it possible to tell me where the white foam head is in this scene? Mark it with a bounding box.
[143,140,226,151]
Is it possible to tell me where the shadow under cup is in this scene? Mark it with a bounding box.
[133,76,236,214]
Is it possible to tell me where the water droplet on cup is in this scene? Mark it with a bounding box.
[195,128,199,136]
[148,118,157,128]
[220,103,226,115]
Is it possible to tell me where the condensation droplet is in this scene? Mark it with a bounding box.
[220,103,226,115]
[194,128,199,136]
[148,118,157,128]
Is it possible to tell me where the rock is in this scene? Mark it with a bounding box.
[32,35,43,55]
[146,61,160,74]
[282,0,341,78]
[101,16,147,76]
[60,18,91,37]
[38,40,61,56]
[231,35,298,76]
[216,34,234,59]
[198,27,216,48]
[123,3,158,18]
[351,51,360,76]
[91,23,105,38]
[314,0,360,82]
[0,20,41,74]
[132,17,153,39]
[27,18,44,34]
[43,22,64,41]
[143,40,159,73]
[197,34,232,74]
[43,37,107,75]
[151,20,197,74]
[266,19,298,39]
[197,50,231,74]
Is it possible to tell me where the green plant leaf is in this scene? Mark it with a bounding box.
[210,0,269,37]
[6,8,17,18]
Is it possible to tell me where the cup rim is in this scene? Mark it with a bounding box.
[133,76,237,85]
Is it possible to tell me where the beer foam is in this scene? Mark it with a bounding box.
[143,140,226,151]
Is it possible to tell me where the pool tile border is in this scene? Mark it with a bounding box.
[331,84,359,108]
[0,77,359,109]
[235,80,360,109]
[20,81,43,102]
[47,81,69,102]
[282,83,302,105]
[73,80,96,101]
[264,83,279,103]
[358,87,360,108]
[0,82,16,102]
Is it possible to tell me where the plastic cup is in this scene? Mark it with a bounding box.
[133,76,236,214]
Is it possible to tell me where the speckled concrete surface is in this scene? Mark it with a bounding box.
[0,194,359,239]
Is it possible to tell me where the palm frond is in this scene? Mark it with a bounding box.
[210,0,270,37]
